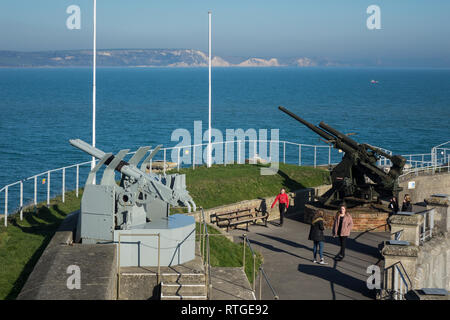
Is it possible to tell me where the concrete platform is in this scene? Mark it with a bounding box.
[229,213,389,300]
[210,267,256,300]
[18,211,117,300]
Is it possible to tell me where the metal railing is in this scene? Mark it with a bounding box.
[416,208,435,244]
[198,209,278,300]
[0,139,337,227]
[200,208,212,299]
[431,141,450,168]
[392,229,404,241]
[399,162,450,178]
[1,139,448,227]
[116,232,161,300]
[383,261,412,300]
[0,160,92,226]
[242,233,279,300]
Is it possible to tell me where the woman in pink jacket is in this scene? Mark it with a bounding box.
[332,205,353,261]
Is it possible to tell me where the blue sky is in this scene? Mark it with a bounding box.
[1,0,450,66]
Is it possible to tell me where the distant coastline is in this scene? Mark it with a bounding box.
[0,49,345,68]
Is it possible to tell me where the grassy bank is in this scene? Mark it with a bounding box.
[196,223,263,284]
[172,163,330,209]
[0,163,329,299]
[0,190,83,300]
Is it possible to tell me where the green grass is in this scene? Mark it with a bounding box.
[0,190,83,300]
[172,163,330,209]
[0,163,330,299]
[196,223,262,284]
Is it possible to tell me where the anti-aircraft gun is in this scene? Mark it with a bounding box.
[278,106,406,208]
[70,139,196,245]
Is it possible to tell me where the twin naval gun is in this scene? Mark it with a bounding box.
[70,139,197,267]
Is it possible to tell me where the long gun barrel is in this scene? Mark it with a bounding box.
[70,139,147,181]
[278,106,335,141]
[319,122,360,150]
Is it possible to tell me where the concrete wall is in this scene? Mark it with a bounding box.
[382,195,450,295]
[399,171,450,205]
[414,233,450,290]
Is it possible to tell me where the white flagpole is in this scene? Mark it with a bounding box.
[208,11,212,168]
[91,0,97,173]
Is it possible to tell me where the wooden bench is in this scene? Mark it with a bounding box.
[213,208,251,223]
[215,208,253,229]
[215,208,269,232]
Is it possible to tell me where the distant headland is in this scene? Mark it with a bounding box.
[0,49,346,68]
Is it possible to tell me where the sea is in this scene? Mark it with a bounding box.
[1,67,449,210]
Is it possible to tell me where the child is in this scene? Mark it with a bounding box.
[308,210,327,264]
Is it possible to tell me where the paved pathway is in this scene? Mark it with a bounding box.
[229,213,389,300]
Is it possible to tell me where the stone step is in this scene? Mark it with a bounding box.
[161,282,207,296]
[160,294,208,300]
[161,272,205,283]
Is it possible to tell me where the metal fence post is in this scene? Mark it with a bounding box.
[224,141,227,166]
[314,146,317,168]
[298,145,301,166]
[253,253,256,291]
[283,142,286,164]
[76,164,79,198]
[47,171,51,206]
[157,233,161,286]
[242,234,246,270]
[259,268,262,300]
[4,186,8,227]
[193,146,195,170]
[163,149,166,175]
[394,266,399,300]
[328,145,331,166]
[238,140,241,164]
[34,176,37,207]
[62,167,66,203]
[20,181,23,220]
[177,147,180,171]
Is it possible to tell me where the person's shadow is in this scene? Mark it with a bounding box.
[323,234,382,260]
[298,259,376,300]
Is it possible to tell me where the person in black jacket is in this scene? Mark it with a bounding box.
[401,194,412,212]
[388,196,399,216]
[308,210,327,264]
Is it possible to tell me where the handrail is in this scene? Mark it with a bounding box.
[242,233,279,300]
[117,232,161,300]
[383,261,412,300]
[391,229,404,241]
[242,234,257,291]
[200,208,212,299]
[197,211,278,300]
[393,261,412,289]
[259,267,279,300]
[416,208,435,243]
